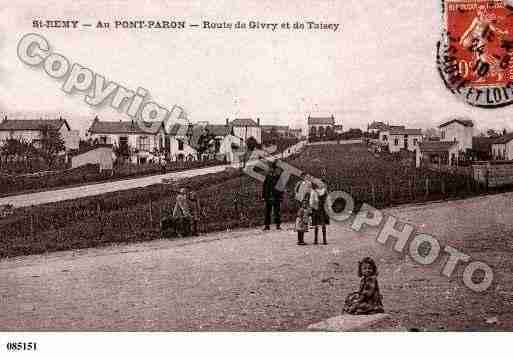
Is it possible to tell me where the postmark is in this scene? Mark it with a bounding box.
[437,0,513,108]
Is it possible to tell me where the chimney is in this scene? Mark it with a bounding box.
[257,118,260,126]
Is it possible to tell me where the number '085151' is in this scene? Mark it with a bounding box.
[6,342,37,351]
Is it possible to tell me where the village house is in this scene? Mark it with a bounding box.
[378,125,422,153]
[387,128,423,153]
[416,141,459,168]
[166,123,198,161]
[87,117,163,164]
[439,118,475,153]
[0,117,79,150]
[307,115,336,138]
[378,125,403,144]
[189,123,246,162]
[491,133,513,160]
[226,118,262,144]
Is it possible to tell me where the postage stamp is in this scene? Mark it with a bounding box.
[438,0,513,107]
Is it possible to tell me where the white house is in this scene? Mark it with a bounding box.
[87,117,163,164]
[0,117,78,150]
[378,125,403,144]
[417,141,459,168]
[387,128,423,153]
[439,119,475,153]
[167,123,198,161]
[491,133,513,160]
[307,115,336,138]
[227,118,262,144]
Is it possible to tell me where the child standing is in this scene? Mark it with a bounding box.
[309,183,329,245]
[295,205,309,245]
[343,257,385,315]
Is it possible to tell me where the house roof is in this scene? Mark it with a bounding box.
[389,128,422,135]
[88,119,161,135]
[307,116,335,126]
[492,133,513,145]
[0,118,70,132]
[420,141,457,153]
[439,119,474,128]
[231,118,259,127]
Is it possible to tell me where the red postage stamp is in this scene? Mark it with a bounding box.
[438,0,513,107]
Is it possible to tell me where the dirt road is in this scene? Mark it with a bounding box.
[0,192,512,330]
[0,165,229,208]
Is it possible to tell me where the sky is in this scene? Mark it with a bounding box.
[0,0,512,136]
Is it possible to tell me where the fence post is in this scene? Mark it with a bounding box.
[413,175,416,200]
[30,214,34,240]
[425,178,430,198]
[149,198,153,227]
[408,178,412,200]
[371,183,376,206]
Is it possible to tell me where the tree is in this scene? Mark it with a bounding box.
[113,140,131,162]
[196,129,216,160]
[1,138,21,163]
[39,124,65,167]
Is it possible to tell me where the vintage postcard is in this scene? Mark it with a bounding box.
[0,0,512,357]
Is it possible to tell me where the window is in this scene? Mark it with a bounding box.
[441,131,445,139]
[394,138,399,146]
[178,139,184,151]
[138,136,150,152]
[382,135,387,141]
[99,136,107,144]
[413,138,418,146]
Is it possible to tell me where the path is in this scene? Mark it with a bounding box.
[0,141,307,208]
[0,191,512,330]
[0,165,228,208]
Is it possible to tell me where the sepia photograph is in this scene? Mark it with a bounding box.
[0,0,512,357]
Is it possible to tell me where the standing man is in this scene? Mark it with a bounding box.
[262,161,283,230]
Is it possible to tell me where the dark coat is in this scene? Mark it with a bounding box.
[262,173,283,201]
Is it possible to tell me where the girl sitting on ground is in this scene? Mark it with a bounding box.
[343,257,385,315]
